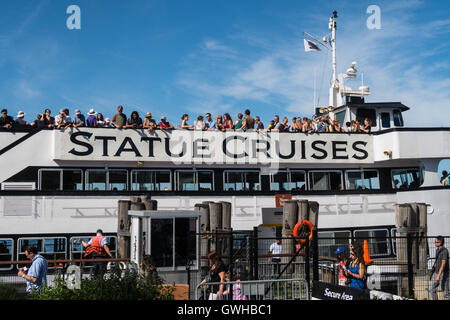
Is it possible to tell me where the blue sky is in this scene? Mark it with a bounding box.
[1,0,449,132]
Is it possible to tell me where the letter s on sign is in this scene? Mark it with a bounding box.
[69,131,93,156]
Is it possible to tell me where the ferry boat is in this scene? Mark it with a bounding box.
[0,11,449,280]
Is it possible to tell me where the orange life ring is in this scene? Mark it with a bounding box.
[293,220,314,243]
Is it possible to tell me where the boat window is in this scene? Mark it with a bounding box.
[175,170,214,191]
[70,237,91,260]
[334,110,346,127]
[42,238,67,261]
[0,239,13,270]
[354,229,390,256]
[345,170,380,190]
[363,170,380,189]
[290,170,307,191]
[270,170,307,191]
[86,170,107,191]
[109,170,128,191]
[308,171,343,191]
[393,110,403,127]
[317,231,351,257]
[346,171,364,190]
[131,170,172,191]
[391,168,422,190]
[177,171,196,191]
[198,171,213,191]
[381,112,391,128]
[40,169,83,191]
[40,170,61,190]
[62,170,83,191]
[356,108,377,126]
[224,171,260,191]
[86,170,128,191]
[270,170,290,191]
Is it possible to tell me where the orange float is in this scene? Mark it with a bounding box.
[293,220,314,244]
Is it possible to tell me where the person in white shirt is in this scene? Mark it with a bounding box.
[269,238,282,275]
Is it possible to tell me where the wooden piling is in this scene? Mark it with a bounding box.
[296,200,309,222]
[195,203,210,273]
[308,201,319,229]
[282,200,298,274]
[209,202,222,252]
[117,200,131,259]
[395,203,411,297]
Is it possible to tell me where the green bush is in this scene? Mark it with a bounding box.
[28,269,174,300]
[0,283,19,300]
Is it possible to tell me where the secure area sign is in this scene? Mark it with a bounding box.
[54,129,373,164]
[312,281,370,300]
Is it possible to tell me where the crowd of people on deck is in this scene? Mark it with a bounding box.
[0,106,373,133]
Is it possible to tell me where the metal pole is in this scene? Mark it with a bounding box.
[228,229,233,301]
[312,229,319,282]
[253,227,258,280]
[305,238,311,295]
[407,233,415,299]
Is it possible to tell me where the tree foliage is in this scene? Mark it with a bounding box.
[28,268,174,300]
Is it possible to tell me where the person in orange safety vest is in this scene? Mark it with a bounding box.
[81,229,113,276]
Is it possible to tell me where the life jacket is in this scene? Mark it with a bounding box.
[84,236,106,257]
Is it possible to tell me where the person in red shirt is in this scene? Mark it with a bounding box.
[159,116,174,130]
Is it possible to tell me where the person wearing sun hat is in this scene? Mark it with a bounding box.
[143,111,156,132]
[335,247,350,286]
[15,110,29,127]
[86,108,98,127]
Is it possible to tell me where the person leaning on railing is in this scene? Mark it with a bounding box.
[0,109,15,129]
[199,250,228,300]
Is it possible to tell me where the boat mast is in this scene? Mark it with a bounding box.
[329,11,339,109]
[330,11,337,88]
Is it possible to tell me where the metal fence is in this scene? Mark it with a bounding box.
[195,278,309,300]
[199,230,450,300]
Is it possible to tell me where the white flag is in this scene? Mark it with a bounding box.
[304,38,320,52]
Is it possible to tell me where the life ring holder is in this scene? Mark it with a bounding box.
[293,220,314,244]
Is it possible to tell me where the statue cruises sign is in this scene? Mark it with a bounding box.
[54,129,373,165]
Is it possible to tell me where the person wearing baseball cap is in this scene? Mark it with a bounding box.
[72,108,85,128]
[335,247,350,286]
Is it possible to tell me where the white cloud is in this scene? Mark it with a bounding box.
[14,80,41,99]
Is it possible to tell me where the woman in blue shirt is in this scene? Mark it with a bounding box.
[344,242,367,289]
